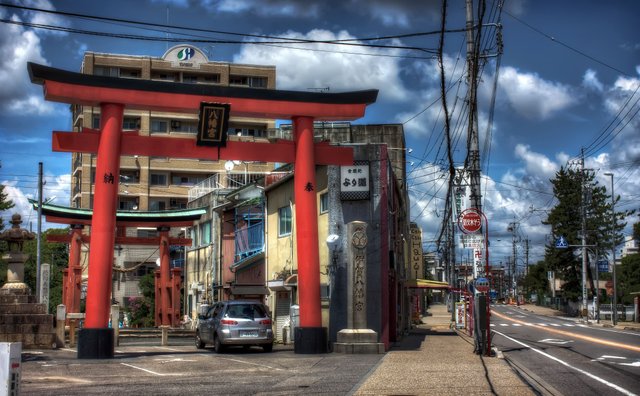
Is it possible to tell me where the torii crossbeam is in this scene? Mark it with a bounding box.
[29,62,378,358]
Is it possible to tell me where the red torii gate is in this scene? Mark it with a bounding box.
[34,201,203,328]
[29,62,377,358]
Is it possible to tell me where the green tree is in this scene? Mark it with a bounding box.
[617,253,640,304]
[22,228,69,312]
[543,167,632,301]
[633,222,640,242]
[127,272,155,327]
[0,184,15,231]
[521,261,549,301]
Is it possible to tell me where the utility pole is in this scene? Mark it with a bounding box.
[508,221,518,302]
[465,0,482,213]
[36,162,43,303]
[604,172,617,325]
[580,148,588,322]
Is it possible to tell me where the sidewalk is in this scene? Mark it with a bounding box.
[352,304,534,396]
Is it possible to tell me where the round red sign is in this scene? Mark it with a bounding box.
[459,210,482,233]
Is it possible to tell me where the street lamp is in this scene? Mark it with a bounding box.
[603,172,617,326]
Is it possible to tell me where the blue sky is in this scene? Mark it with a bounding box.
[0,0,638,266]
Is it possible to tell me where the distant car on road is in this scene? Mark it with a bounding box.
[195,300,274,353]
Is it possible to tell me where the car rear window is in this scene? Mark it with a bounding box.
[225,303,268,319]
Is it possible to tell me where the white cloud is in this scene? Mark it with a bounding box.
[233,29,410,102]
[0,8,52,114]
[602,71,640,164]
[498,66,577,120]
[23,0,69,36]
[582,69,603,92]
[514,144,559,180]
[200,0,319,17]
[1,174,70,231]
[347,0,440,27]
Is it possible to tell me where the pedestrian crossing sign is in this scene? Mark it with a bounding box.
[555,236,568,248]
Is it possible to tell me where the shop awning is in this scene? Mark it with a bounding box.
[405,279,450,290]
[230,285,270,295]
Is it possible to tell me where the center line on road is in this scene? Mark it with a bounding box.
[494,330,638,396]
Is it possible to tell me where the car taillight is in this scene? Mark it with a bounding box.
[221,319,238,325]
[259,319,271,325]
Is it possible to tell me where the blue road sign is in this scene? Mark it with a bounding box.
[555,236,569,248]
[597,260,609,273]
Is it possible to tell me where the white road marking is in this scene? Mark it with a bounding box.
[563,324,575,327]
[512,324,522,327]
[219,357,285,371]
[620,361,640,367]
[539,338,574,345]
[538,323,548,327]
[550,324,561,327]
[153,346,182,352]
[601,355,626,360]
[120,363,181,376]
[525,323,535,326]
[500,323,509,327]
[490,324,496,327]
[495,331,638,396]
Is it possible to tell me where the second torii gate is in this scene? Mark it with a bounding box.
[34,202,204,327]
[29,62,378,358]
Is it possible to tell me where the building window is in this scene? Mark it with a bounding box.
[122,117,141,130]
[119,68,141,79]
[229,75,267,88]
[228,127,267,138]
[170,198,187,209]
[120,170,140,184]
[200,222,211,245]
[118,196,138,210]
[183,73,220,84]
[171,174,208,186]
[170,119,198,134]
[151,71,178,81]
[320,192,328,214]
[149,199,166,211]
[151,119,169,134]
[150,173,168,186]
[92,115,100,129]
[278,206,292,237]
[94,66,119,77]
[137,228,158,238]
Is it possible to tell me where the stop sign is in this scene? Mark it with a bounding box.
[459,209,482,233]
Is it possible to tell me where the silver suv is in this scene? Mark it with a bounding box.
[195,300,274,353]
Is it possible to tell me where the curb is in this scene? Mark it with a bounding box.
[502,353,563,396]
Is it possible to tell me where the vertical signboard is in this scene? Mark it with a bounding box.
[409,223,423,279]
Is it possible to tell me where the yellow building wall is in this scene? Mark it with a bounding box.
[265,166,330,328]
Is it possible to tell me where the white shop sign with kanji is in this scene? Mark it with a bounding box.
[473,248,485,278]
[340,162,370,200]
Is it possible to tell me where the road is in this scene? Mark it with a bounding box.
[490,304,640,396]
[19,341,382,395]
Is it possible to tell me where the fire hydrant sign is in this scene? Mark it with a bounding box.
[458,209,482,234]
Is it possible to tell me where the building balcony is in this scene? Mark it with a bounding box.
[235,222,264,264]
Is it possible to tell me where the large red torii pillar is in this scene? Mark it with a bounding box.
[29,62,377,357]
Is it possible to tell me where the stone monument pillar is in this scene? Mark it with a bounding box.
[1,214,35,292]
[333,221,384,354]
[0,214,56,349]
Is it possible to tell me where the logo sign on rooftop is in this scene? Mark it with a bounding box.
[162,44,208,68]
[458,209,482,234]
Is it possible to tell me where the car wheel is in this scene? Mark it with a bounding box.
[195,331,205,349]
[214,335,225,353]
[262,343,273,353]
